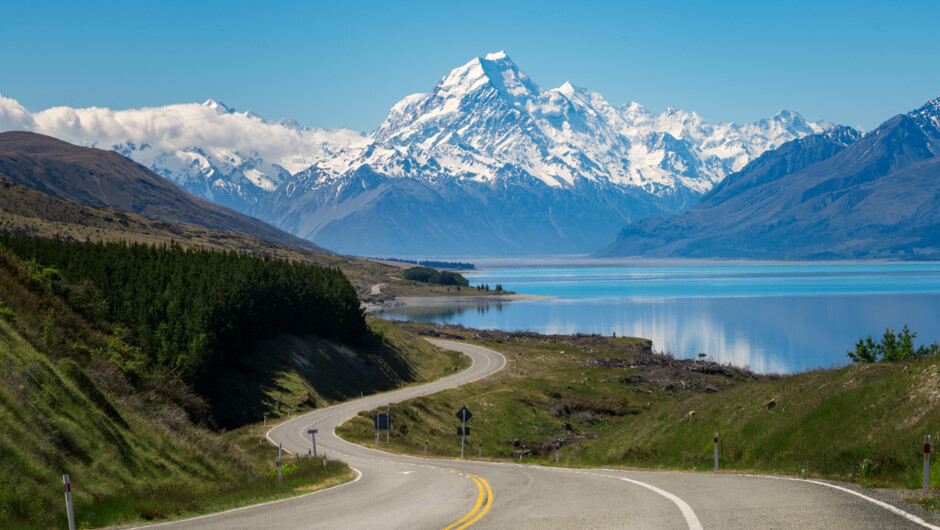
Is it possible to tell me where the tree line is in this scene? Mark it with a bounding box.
[0,234,366,387]
[402,266,470,286]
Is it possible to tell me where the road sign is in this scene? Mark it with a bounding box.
[456,407,472,422]
[307,429,318,434]
[375,413,390,430]
[457,427,471,436]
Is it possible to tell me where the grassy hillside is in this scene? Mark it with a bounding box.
[0,131,326,254]
[0,316,353,528]
[0,239,469,527]
[338,324,940,492]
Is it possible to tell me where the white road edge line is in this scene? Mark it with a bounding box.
[612,476,704,530]
[540,467,702,530]
[746,474,940,530]
[137,467,363,528]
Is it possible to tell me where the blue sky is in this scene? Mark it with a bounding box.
[2,0,938,132]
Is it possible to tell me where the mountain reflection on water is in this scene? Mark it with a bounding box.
[374,264,940,374]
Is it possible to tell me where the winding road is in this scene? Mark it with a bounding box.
[147,340,939,529]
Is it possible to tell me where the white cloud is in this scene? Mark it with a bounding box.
[0,94,36,131]
[24,100,367,174]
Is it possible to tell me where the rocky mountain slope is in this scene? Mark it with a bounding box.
[596,96,940,259]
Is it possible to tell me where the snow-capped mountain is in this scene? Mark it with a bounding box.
[597,95,940,259]
[257,52,830,255]
[0,52,831,255]
[0,94,367,211]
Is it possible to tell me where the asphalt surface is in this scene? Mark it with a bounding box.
[142,340,940,529]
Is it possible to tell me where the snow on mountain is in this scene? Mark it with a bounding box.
[0,52,834,255]
[260,52,831,255]
[0,94,368,210]
[306,52,828,197]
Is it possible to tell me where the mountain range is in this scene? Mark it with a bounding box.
[0,53,828,256]
[596,97,940,259]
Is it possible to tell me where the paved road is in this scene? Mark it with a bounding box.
[148,340,939,529]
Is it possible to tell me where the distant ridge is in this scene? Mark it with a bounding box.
[0,131,330,254]
[596,96,940,260]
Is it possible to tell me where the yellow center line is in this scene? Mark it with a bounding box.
[455,476,493,530]
[442,476,484,530]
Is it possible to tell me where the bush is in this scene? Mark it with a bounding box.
[847,325,939,363]
[0,300,15,323]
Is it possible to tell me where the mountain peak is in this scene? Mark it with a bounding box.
[432,52,539,110]
[203,99,234,113]
[909,94,940,128]
[559,81,576,96]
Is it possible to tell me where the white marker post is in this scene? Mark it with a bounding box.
[263,414,267,426]
[323,452,327,469]
[250,425,253,438]
[714,432,719,472]
[276,454,282,485]
[924,435,932,494]
[63,474,76,530]
[425,440,429,457]
[479,442,482,458]
[556,442,560,464]
[387,405,390,444]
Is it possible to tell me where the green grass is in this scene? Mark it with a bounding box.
[337,325,940,494]
[0,262,466,529]
[0,317,349,528]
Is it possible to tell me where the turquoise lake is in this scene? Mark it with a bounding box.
[373,263,940,374]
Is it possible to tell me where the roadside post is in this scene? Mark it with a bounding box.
[456,406,473,458]
[259,436,262,445]
[308,429,319,458]
[250,425,253,438]
[63,474,76,530]
[387,405,391,444]
[556,442,560,464]
[925,435,932,493]
[425,440,429,456]
[324,452,327,469]
[479,442,482,458]
[714,432,719,472]
[264,414,267,426]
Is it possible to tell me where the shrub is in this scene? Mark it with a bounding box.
[0,300,15,323]
[847,325,939,363]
